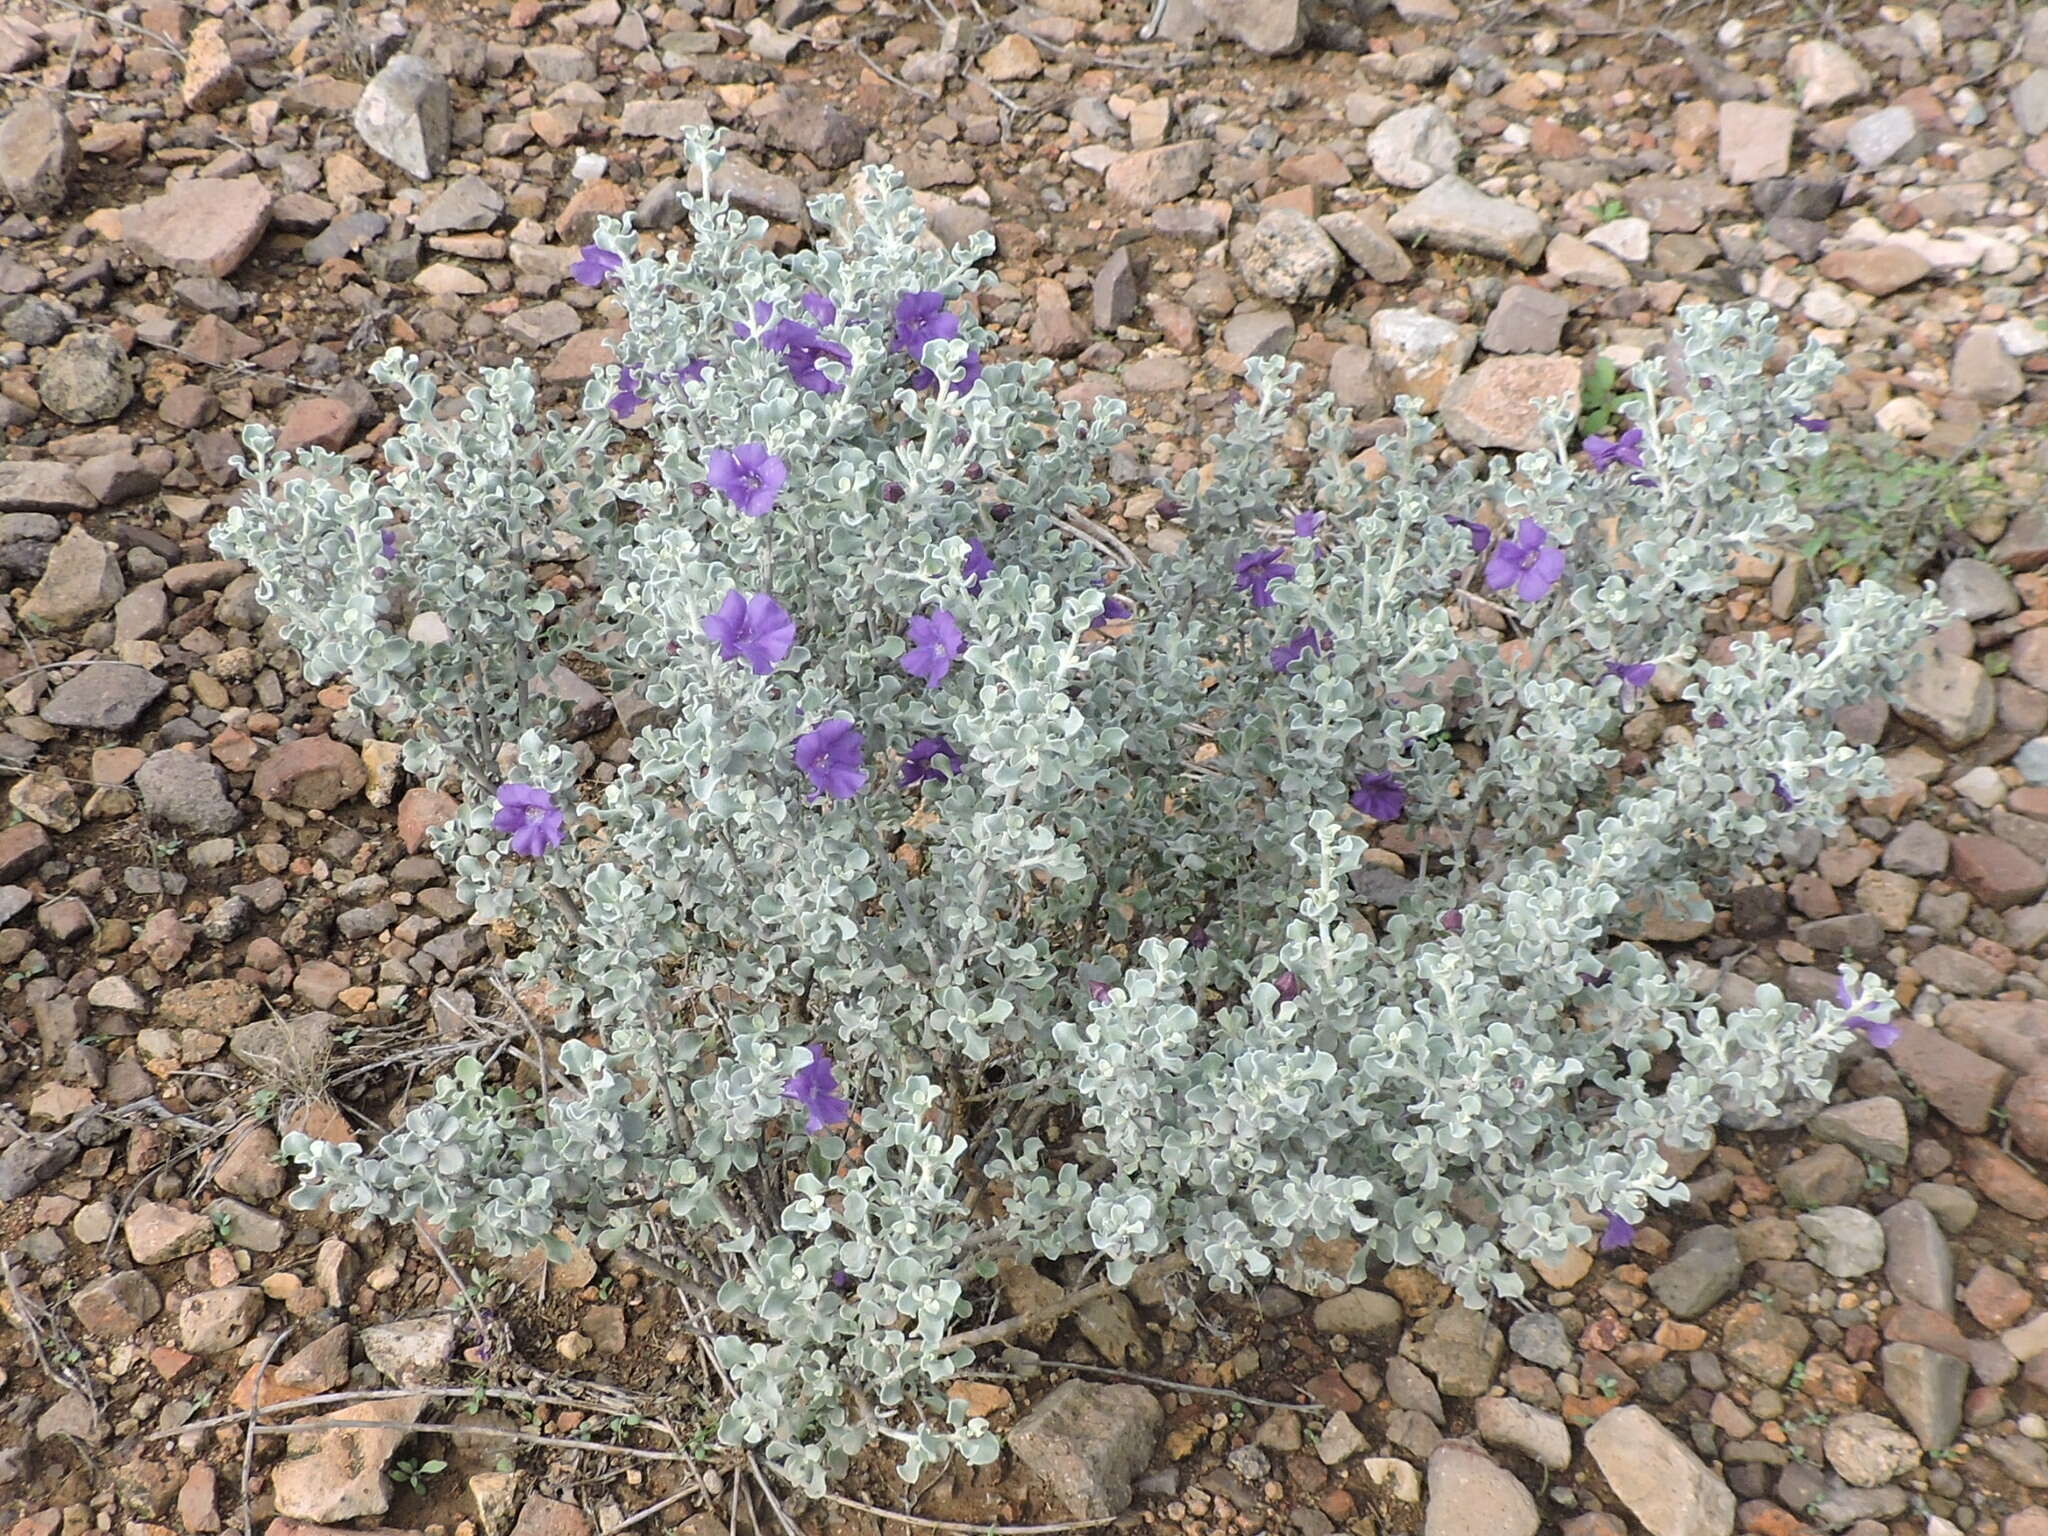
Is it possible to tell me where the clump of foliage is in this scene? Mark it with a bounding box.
[213,131,1929,1494]
[1795,424,2021,581]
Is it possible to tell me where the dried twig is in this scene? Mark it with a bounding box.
[938,1255,1190,1352]
[242,1327,296,1536]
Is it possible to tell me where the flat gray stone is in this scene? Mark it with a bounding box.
[39,663,165,731]
[1387,176,1546,267]
[1880,1341,1966,1450]
[1879,1198,1953,1316]
[1007,1380,1162,1520]
[1647,1224,1743,1319]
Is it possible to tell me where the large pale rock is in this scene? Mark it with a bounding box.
[1104,142,1212,207]
[0,95,78,214]
[1196,0,1308,55]
[1424,1440,1538,1536]
[1369,308,1474,412]
[1583,1405,1736,1536]
[354,54,451,179]
[270,1394,429,1521]
[1007,1380,1162,1519]
[1787,39,1871,110]
[1894,646,1994,749]
[1438,355,1580,453]
[1234,208,1344,302]
[122,175,273,278]
[19,527,123,629]
[1369,103,1461,189]
[1387,176,1546,267]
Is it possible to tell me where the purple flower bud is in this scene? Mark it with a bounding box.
[882,482,905,503]
[1794,415,1829,433]
[1598,1211,1636,1251]
[1273,971,1303,1001]
[1445,514,1492,555]
[1087,980,1112,1003]
[1440,909,1464,935]
[1605,660,1656,691]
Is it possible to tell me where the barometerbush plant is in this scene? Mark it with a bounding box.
[213,129,1935,1493]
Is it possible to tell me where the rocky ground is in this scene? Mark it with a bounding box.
[6,0,2048,1533]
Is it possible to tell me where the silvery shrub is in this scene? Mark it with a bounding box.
[213,128,1935,1492]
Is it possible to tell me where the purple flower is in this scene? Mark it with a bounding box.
[1836,978,1901,1050]
[702,591,795,675]
[1606,660,1656,691]
[676,358,710,387]
[1234,548,1296,609]
[1271,626,1326,674]
[609,365,645,418]
[799,291,838,327]
[1598,1211,1636,1252]
[1087,980,1112,1003]
[571,245,623,287]
[1585,427,1645,471]
[760,317,852,395]
[379,527,399,563]
[910,349,983,395]
[1274,971,1303,1002]
[1292,510,1324,540]
[492,783,566,858]
[1445,514,1493,554]
[1349,772,1406,822]
[900,735,963,788]
[1485,519,1566,603]
[963,538,995,595]
[902,608,965,687]
[1771,774,1801,808]
[733,300,776,341]
[1188,926,1212,951]
[1096,594,1133,624]
[1794,415,1829,433]
[794,719,867,801]
[894,290,962,356]
[782,1044,851,1133]
[707,443,789,518]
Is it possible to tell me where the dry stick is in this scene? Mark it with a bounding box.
[996,1356,1323,1414]
[803,1486,1116,1535]
[228,1416,697,1461]
[606,1487,697,1536]
[843,42,938,102]
[937,1255,1191,1352]
[241,1327,296,1536]
[150,1384,673,1442]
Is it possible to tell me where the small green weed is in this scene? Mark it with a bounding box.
[391,1457,447,1495]
[1796,426,2023,582]
[1576,355,1646,438]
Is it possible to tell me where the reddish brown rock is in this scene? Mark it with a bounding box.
[2007,1074,2048,1161]
[0,819,53,881]
[252,736,367,810]
[276,397,359,452]
[1961,1138,2048,1220]
[69,1270,162,1336]
[1888,1021,2013,1134]
[157,978,263,1032]
[511,1496,592,1536]
[1953,834,2048,910]
[121,174,273,278]
[1961,1265,2035,1331]
[1816,244,1933,296]
[1941,1000,2048,1076]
